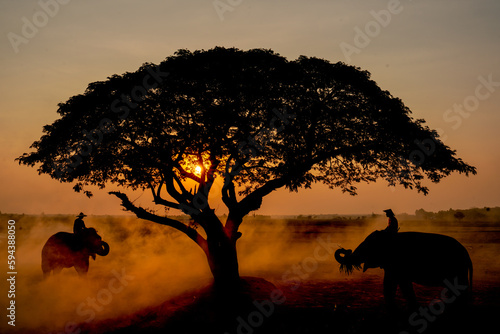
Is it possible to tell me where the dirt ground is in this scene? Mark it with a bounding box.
[1,215,499,334]
[70,275,499,334]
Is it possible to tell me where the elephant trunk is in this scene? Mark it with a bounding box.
[334,248,361,274]
[95,241,110,256]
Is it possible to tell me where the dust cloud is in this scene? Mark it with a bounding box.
[1,215,212,333]
[0,213,498,333]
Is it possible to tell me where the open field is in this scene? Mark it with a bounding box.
[1,213,499,333]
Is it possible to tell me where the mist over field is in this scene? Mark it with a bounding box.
[1,214,211,332]
[1,210,499,333]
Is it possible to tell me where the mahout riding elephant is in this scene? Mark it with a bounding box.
[334,230,472,309]
[42,227,110,278]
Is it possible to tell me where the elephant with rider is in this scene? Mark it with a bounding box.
[334,230,472,309]
[42,227,110,278]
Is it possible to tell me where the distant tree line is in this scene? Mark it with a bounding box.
[415,207,499,222]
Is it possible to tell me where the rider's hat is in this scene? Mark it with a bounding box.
[383,209,395,217]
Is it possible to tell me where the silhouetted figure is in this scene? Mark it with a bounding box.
[73,212,97,260]
[74,212,87,234]
[383,209,399,233]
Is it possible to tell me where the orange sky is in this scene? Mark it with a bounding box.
[1,0,499,216]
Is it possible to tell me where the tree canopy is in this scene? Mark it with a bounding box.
[18,47,476,282]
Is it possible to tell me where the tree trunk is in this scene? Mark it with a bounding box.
[206,233,240,289]
[196,212,243,290]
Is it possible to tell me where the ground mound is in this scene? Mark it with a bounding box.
[77,276,279,333]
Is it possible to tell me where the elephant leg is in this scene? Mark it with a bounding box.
[43,270,51,280]
[75,258,90,277]
[75,266,88,277]
[42,262,52,279]
[384,273,398,310]
[449,273,471,309]
[76,270,88,278]
[399,280,418,310]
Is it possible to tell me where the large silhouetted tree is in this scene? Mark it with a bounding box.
[18,47,476,286]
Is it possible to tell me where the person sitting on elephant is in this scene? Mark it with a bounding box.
[383,209,399,233]
[74,212,87,235]
[73,212,96,259]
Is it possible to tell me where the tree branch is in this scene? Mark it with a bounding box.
[222,178,238,212]
[176,164,202,183]
[109,191,208,254]
[238,177,288,217]
[206,154,219,184]
[196,155,220,203]
[148,182,180,209]
[163,169,192,206]
[196,152,206,186]
[171,171,194,199]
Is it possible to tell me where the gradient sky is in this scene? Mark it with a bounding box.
[1,0,499,216]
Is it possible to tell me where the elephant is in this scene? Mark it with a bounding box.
[334,230,472,309]
[42,227,110,278]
